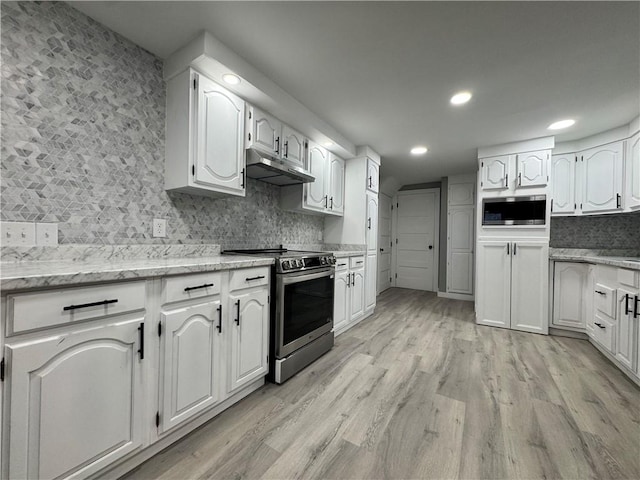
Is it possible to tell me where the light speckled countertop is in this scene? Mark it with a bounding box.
[0,255,274,292]
[331,250,367,258]
[549,248,640,270]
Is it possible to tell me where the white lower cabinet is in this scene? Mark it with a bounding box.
[5,318,145,480]
[476,240,548,334]
[333,267,350,333]
[227,288,269,393]
[364,253,377,312]
[333,256,365,335]
[159,300,222,433]
[552,262,589,330]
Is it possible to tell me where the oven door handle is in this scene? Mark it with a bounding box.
[281,269,334,285]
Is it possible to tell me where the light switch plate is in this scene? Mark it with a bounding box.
[152,218,167,238]
[1,222,36,246]
[36,223,58,245]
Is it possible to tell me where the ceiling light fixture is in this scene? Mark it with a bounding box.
[222,73,241,85]
[411,146,428,155]
[324,141,334,147]
[450,91,472,105]
[548,119,576,130]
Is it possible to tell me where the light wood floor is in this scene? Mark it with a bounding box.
[122,288,640,480]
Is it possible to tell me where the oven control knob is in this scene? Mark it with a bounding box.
[293,259,301,268]
[282,260,290,270]
[329,257,336,265]
[320,257,326,265]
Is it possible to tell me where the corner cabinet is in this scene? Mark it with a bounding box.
[166,69,246,197]
[552,262,589,330]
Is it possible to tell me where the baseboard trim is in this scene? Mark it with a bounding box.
[588,339,640,387]
[334,309,374,337]
[438,291,474,302]
[549,327,589,340]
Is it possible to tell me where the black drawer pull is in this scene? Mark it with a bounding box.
[338,263,347,267]
[138,322,144,360]
[356,261,363,265]
[594,322,605,329]
[184,283,214,292]
[246,275,266,282]
[635,295,639,319]
[63,299,118,311]
[625,294,632,315]
[595,290,606,296]
[235,300,241,325]
[216,305,222,333]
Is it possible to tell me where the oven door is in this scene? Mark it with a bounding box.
[275,267,335,358]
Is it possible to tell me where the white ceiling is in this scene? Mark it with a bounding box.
[71,1,640,186]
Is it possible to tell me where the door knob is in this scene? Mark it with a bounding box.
[380,248,384,252]
[428,245,433,250]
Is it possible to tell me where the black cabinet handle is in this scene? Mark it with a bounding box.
[324,195,328,208]
[275,136,280,154]
[246,275,266,282]
[356,261,363,265]
[346,272,351,287]
[505,173,509,188]
[351,273,356,287]
[138,322,144,360]
[284,140,289,158]
[616,193,621,209]
[595,290,606,296]
[507,243,509,255]
[235,300,241,325]
[518,173,522,186]
[368,218,371,230]
[635,295,639,319]
[513,243,517,255]
[330,197,333,209]
[594,322,605,329]
[338,263,346,267]
[184,283,214,292]
[216,305,222,333]
[63,299,118,311]
[625,294,632,315]
[241,168,245,188]
[551,199,554,212]
[368,176,372,188]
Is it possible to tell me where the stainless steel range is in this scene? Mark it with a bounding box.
[223,248,336,383]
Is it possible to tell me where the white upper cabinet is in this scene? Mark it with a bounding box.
[329,153,345,215]
[246,106,280,156]
[626,132,640,211]
[448,182,475,206]
[166,69,246,197]
[551,153,576,215]
[366,158,379,193]
[304,142,329,212]
[580,141,624,213]
[366,193,378,252]
[281,124,306,168]
[516,150,549,187]
[480,155,510,190]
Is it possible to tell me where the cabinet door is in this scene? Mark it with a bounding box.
[328,154,345,215]
[303,142,328,212]
[247,106,280,157]
[366,158,379,193]
[626,132,640,211]
[447,207,474,295]
[159,301,222,433]
[281,125,306,168]
[5,319,144,480]
[333,270,350,333]
[448,182,475,206]
[551,154,576,214]
[228,288,269,393]
[366,193,378,252]
[511,242,549,334]
[581,141,624,213]
[195,74,245,195]
[615,288,637,372]
[552,262,588,329]
[516,150,549,187]
[350,268,365,320]
[480,156,510,190]
[476,241,511,328]
[365,253,377,311]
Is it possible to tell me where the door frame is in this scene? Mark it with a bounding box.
[377,192,392,294]
[391,188,440,292]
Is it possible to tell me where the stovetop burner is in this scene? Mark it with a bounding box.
[223,247,335,273]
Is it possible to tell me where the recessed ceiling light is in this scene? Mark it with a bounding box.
[411,146,428,155]
[324,141,334,147]
[222,73,241,85]
[548,119,576,130]
[450,91,472,105]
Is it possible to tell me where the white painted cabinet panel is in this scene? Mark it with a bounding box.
[366,193,378,253]
[551,154,576,215]
[448,182,475,206]
[329,154,345,215]
[615,287,638,372]
[480,155,510,190]
[303,142,329,212]
[5,319,144,480]
[448,252,473,294]
[580,141,624,213]
[476,241,511,329]
[626,132,640,211]
[447,206,474,295]
[510,242,549,334]
[159,301,222,433]
[365,253,377,312]
[552,262,588,330]
[366,158,379,193]
[246,106,280,157]
[516,150,548,187]
[281,124,306,168]
[228,288,269,393]
[350,267,365,320]
[333,270,350,333]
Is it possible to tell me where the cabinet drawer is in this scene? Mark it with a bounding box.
[594,283,616,317]
[335,259,349,271]
[350,256,365,269]
[618,268,639,288]
[7,281,146,335]
[591,313,615,354]
[230,267,270,292]
[162,272,221,304]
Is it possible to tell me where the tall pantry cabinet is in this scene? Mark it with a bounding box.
[325,148,380,318]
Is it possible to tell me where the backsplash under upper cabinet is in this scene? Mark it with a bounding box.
[0,1,323,247]
[550,212,640,249]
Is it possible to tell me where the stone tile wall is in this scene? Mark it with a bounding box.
[0,1,324,249]
[550,212,640,249]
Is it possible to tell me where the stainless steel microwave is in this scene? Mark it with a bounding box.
[482,195,546,225]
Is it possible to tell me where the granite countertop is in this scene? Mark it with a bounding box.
[549,248,640,270]
[331,250,367,258]
[0,255,274,292]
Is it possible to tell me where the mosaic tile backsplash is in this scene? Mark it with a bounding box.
[550,212,640,249]
[0,1,324,248]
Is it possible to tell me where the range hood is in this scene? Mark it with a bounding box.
[245,149,315,186]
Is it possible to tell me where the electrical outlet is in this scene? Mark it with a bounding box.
[36,223,58,246]
[1,222,36,246]
[152,218,167,238]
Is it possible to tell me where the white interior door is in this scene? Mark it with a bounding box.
[377,193,392,293]
[394,189,439,291]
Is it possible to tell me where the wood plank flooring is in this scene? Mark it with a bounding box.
[121,288,640,480]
